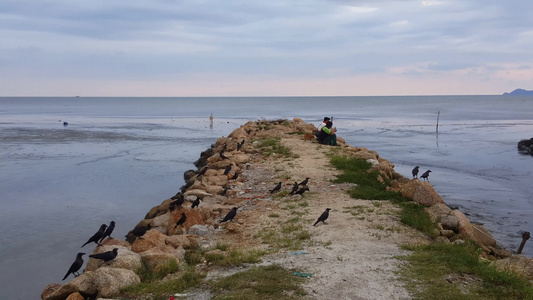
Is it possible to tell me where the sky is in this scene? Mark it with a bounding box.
[1,0,532,97]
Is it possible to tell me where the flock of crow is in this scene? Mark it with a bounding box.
[411,166,432,181]
[62,220,117,281]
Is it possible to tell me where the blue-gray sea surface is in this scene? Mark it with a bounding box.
[0,96,532,299]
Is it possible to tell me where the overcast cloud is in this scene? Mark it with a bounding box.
[1,0,532,96]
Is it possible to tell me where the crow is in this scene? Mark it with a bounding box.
[99,221,116,243]
[170,193,185,208]
[237,140,245,151]
[412,166,420,179]
[313,208,331,226]
[289,181,299,195]
[299,177,310,186]
[420,170,432,181]
[270,182,282,194]
[81,224,107,248]
[224,165,232,175]
[126,225,151,242]
[62,252,85,280]
[220,152,229,160]
[295,187,310,196]
[191,197,201,208]
[175,213,187,228]
[89,248,118,265]
[220,207,238,223]
[198,167,208,177]
[222,186,230,196]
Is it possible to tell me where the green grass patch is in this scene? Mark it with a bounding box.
[330,155,409,202]
[330,155,438,235]
[120,270,205,299]
[257,137,296,158]
[206,249,266,267]
[210,265,307,300]
[398,201,438,238]
[399,241,533,299]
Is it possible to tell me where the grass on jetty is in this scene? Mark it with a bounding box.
[256,137,298,158]
[400,241,533,299]
[330,154,533,299]
[210,265,307,300]
[329,155,437,237]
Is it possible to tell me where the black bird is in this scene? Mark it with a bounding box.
[237,140,245,151]
[171,192,182,200]
[420,170,431,181]
[89,248,118,265]
[220,144,227,154]
[231,173,239,180]
[224,165,232,175]
[270,182,282,194]
[222,186,229,196]
[175,213,187,228]
[412,166,420,179]
[299,177,310,186]
[99,221,116,243]
[171,193,185,208]
[295,187,310,196]
[62,252,85,280]
[220,207,238,223]
[191,197,201,208]
[313,208,331,226]
[198,167,208,177]
[127,225,150,239]
[169,202,177,212]
[290,181,299,195]
[220,152,229,160]
[82,224,108,248]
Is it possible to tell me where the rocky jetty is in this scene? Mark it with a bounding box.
[41,118,532,299]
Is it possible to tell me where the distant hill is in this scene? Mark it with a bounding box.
[503,89,533,95]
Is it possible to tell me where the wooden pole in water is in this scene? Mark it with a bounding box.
[436,111,440,133]
[517,231,530,254]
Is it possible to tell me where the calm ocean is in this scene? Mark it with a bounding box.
[1,96,532,299]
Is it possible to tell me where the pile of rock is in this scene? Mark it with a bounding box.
[41,118,319,300]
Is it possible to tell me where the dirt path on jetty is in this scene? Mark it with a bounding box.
[208,134,428,299]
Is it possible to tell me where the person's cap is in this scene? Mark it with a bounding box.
[323,117,331,121]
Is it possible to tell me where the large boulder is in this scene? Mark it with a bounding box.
[400,180,445,206]
[93,267,140,298]
[131,230,173,254]
[165,235,192,249]
[41,283,62,300]
[425,203,452,223]
[65,292,84,300]
[144,199,172,219]
[150,211,171,233]
[140,250,180,274]
[205,175,228,186]
[491,255,533,281]
[169,208,205,234]
[43,272,97,300]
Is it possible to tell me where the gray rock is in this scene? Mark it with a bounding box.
[188,225,213,236]
[93,267,141,298]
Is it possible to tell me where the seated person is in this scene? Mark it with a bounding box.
[315,117,330,138]
[317,121,337,146]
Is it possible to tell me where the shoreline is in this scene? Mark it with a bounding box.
[41,118,532,300]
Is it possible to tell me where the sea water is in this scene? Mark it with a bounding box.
[0,96,532,299]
